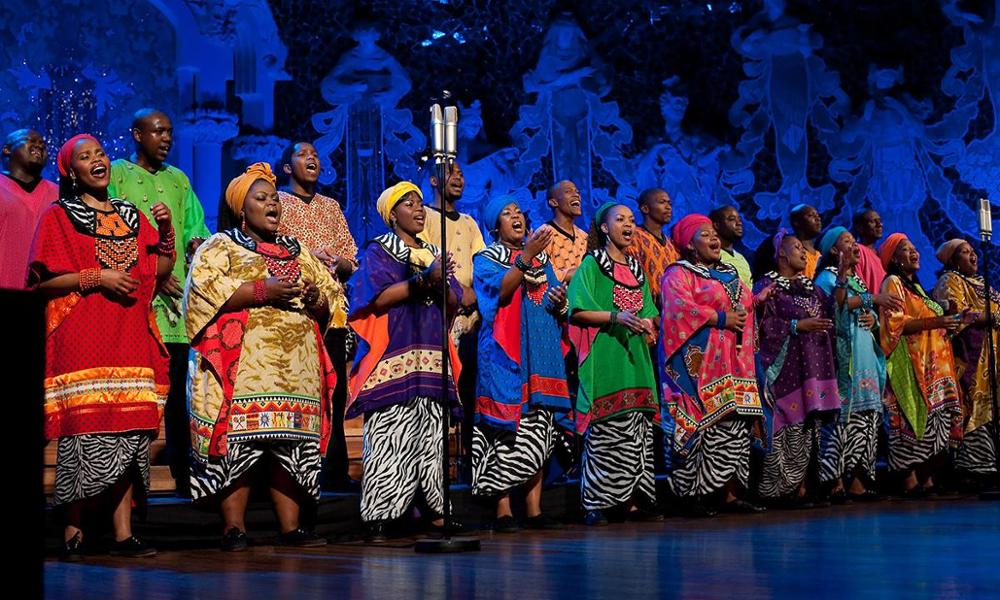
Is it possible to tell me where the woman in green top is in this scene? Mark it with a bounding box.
[568,203,660,526]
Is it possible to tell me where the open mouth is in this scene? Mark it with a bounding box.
[621,228,633,240]
[305,162,318,173]
[90,163,108,178]
[157,145,170,155]
[264,207,279,224]
[29,147,42,158]
[708,241,722,252]
[511,220,524,232]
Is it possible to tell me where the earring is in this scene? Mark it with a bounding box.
[240,214,248,233]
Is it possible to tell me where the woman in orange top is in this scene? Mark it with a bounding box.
[878,233,968,495]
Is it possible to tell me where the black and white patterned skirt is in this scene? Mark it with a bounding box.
[55,432,151,506]
[759,414,839,498]
[955,423,997,474]
[360,397,448,522]
[670,418,751,498]
[190,439,322,501]
[472,408,555,497]
[580,411,655,511]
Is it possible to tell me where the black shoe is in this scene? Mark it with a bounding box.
[109,535,157,558]
[429,519,473,537]
[829,490,851,505]
[848,489,881,503]
[221,527,249,552]
[685,500,719,518]
[278,528,327,548]
[900,485,927,500]
[60,531,85,562]
[364,521,388,544]
[721,499,767,514]
[524,513,565,530]
[627,507,665,522]
[492,515,521,533]
[584,510,608,527]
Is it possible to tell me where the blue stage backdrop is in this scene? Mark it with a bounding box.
[2,0,998,281]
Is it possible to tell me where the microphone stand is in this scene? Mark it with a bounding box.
[415,94,481,552]
[978,200,1000,500]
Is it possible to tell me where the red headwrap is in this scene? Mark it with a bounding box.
[671,214,712,249]
[878,232,908,269]
[57,134,100,177]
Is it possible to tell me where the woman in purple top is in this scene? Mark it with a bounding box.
[753,231,841,505]
[347,182,463,542]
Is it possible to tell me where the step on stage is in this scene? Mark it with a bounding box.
[44,484,1000,600]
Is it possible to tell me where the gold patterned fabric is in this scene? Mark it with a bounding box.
[184,232,347,459]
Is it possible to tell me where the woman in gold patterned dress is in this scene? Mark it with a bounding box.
[184,163,347,551]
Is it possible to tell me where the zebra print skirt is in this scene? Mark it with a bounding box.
[955,423,997,474]
[759,414,839,498]
[670,418,751,498]
[189,440,322,501]
[55,433,151,506]
[580,411,655,511]
[361,396,447,522]
[888,407,954,471]
[825,410,880,483]
[471,408,554,497]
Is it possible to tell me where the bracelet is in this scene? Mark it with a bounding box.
[790,319,799,335]
[609,310,618,325]
[514,254,531,273]
[835,278,848,290]
[860,292,873,311]
[80,268,101,292]
[158,228,176,257]
[252,279,268,305]
[715,311,727,330]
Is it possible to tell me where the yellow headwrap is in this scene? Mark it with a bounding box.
[225,162,276,217]
[376,181,422,226]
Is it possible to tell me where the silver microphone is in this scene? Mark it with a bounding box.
[444,106,458,158]
[980,198,993,238]
[430,104,445,163]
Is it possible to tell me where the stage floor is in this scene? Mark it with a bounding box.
[45,499,1000,600]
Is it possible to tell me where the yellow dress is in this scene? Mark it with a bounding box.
[933,272,1000,431]
[185,231,347,463]
[879,275,962,469]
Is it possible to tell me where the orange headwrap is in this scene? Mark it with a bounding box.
[672,214,712,249]
[57,134,99,177]
[878,232,908,269]
[225,162,276,216]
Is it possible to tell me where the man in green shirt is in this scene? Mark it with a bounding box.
[108,108,211,496]
[710,205,753,287]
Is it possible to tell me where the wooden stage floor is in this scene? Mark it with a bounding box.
[45,499,1000,600]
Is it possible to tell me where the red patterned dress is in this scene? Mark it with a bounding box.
[28,196,169,505]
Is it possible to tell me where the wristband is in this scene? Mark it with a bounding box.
[790,319,799,335]
[252,279,268,305]
[715,311,727,330]
[80,268,101,292]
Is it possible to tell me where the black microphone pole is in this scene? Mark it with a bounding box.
[977,198,1000,500]
[416,92,480,552]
